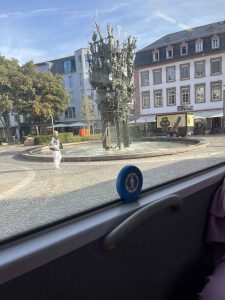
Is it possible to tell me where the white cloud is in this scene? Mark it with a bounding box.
[0,8,61,19]
[155,11,189,30]
[156,12,176,24]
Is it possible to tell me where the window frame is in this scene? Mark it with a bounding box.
[195,39,203,52]
[84,54,89,68]
[68,75,73,89]
[194,60,205,78]
[142,91,150,108]
[166,66,176,83]
[211,80,222,102]
[166,46,173,59]
[153,89,163,107]
[64,60,72,73]
[180,85,191,105]
[195,83,206,103]
[180,42,188,56]
[1,165,225,286]
[140,71,150,86]
[211,36,220,49]
[153,68,162,85]
[180,63,190,81]
[210,57,222,76]
[167,87,176,106]
[152,49,160,62]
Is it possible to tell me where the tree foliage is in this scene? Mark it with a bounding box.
[0,56,70,136]
[0,56,20,136]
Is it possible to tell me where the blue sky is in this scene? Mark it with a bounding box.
[0,0,225,64]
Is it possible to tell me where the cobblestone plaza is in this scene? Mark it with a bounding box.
[0,136,225,241]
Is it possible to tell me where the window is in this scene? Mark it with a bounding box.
[84,54,89,68]
[180,86,190,104]
[180,43,188,55]
[211,57,222,75]
[166,66,175,82]
[195,39,203,52]
[68,76,73,89]
[3,0,225,255]
[153,69,162,84]
[153,50,159,61]
[65,107,76,118]
[140,71,149,86]
[195,84,205,103]
[211,81,222,101]
[37,64,49,73]
[180,64,190,80]
[14,114,19,124]
[80,73,84,87]
[212,36,220,49]
[166,46,173,58]
[167,88,176,106]
[78,55,82,68]
[142,91,150,108]
[64,60,72,73]
[195,61,205,77]
[154,90,163,107]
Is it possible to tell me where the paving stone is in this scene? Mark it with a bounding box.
[0,136,225,241]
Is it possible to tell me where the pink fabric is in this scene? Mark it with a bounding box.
[207,178,225,245]
[199,260,225,300]
[199,178,225,299]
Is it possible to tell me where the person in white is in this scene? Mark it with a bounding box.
[50,131,63,169]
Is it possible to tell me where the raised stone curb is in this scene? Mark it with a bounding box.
[20,138,208,162]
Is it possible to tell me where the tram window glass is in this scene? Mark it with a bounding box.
[0,0,225,243]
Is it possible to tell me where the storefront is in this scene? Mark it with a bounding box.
[193,110,223,134]
[134,115,156,136]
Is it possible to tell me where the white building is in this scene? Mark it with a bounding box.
[0,114,24,138]
[134,21,225,132]
[36,48,100,129]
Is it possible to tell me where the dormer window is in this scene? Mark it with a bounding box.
[153,49,160,61]
[211,36,220,49]
[166,46,173,58]
[195,39,203,52]
[180,42,188,55]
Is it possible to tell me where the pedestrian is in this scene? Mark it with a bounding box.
[49,131,63,169]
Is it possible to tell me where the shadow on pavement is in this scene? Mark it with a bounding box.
[0,156,225,244]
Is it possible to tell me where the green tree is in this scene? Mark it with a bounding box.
[16,61,70,135]
[81,95,95,131]
[0,58,70,137]
[0,56,20,137]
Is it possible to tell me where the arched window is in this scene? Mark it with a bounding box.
[152,49,160,61]
[211,35,220,49]
[166,46,173,59]
[180,42,188,55]
[195,39,203,52]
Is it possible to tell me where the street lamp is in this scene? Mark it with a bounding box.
[51,115,54,133]
[223,85,225,134]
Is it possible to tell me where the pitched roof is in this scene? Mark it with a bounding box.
[138,20,225,53]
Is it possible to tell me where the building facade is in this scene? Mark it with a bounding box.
[134,21,225,132]
[0,114,25,139]
[36,48,100,128]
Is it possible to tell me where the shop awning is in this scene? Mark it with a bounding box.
[47,122,87,129]
[47,123,68,128]
[135,115,156,123]
[193,110,223,119]
[66,122,87,127]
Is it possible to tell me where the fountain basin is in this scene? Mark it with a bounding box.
[20,137,208,162]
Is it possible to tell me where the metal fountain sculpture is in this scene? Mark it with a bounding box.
[88,23,137,150]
